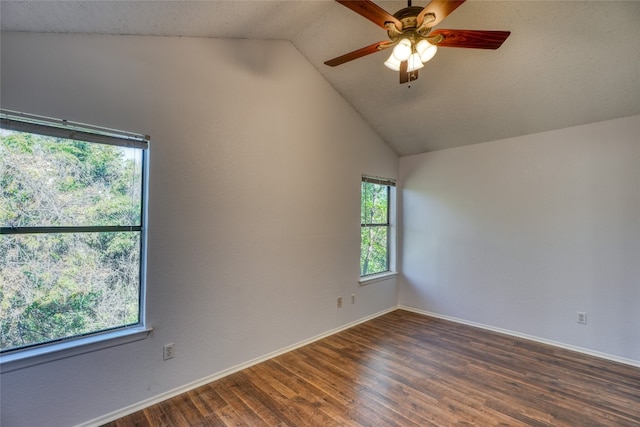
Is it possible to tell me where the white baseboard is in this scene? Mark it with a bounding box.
[398,305,640,368]
[78,304,639,426]
[78,306,398,427]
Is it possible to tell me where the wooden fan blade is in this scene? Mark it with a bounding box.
[430,29,511,49]
[399,61,419,84]
[324,40,394,67]
[418,0,466,28]
[336,0,402,31]
[399,60,409,84]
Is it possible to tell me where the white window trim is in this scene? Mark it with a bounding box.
[360,176,397,281]
[0,110,151,370]
[359,271,399,286]
[0,326,153,373]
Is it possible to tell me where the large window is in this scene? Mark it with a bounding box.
[360,176,395,277]
[0,110,148,354]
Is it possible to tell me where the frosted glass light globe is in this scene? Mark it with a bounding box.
[406,52,424,72]
[384,53,402,71]
[392,38,412,62]
[416,39,438,63]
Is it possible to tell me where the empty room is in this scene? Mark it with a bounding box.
[0,1,638,426]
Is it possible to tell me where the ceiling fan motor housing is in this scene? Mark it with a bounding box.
[387,7,436,43]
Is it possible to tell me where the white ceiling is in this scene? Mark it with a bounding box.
[2,0,639,156]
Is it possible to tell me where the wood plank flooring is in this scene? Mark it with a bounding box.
[104,310,640,426]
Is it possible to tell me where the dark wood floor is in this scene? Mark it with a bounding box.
[104,310,640,426]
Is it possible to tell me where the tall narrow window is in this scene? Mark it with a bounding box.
[0,110,149,354]
[360,176,395,277]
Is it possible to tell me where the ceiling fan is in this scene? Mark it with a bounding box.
[324,0,511,84]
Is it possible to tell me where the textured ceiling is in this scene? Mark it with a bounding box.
[2,0,639,156]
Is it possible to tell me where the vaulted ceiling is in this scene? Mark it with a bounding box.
[2,1,638,156]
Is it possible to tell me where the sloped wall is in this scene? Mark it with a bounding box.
[0,32,398,427]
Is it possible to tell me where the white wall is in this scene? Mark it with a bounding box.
[399,115,640,363]
[0,32,398,427]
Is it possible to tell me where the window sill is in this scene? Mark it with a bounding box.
[0,326,153,374]
[359,271,398,286]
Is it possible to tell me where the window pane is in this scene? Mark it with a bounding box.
[1,113,147,355]
[1,130,143,228]
[361,181,388,225]
[0,232,141,352]
[360,226,388,276]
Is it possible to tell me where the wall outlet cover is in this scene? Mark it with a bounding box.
[577,312,587,324]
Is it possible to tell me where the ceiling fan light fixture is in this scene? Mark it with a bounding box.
[384,53,402,71]
[406,52,424,72]
[324,0,511,84]
[392,38,412,61]
[416,39,438,63]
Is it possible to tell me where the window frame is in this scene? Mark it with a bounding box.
[359,175,397,284]
[0,110,152,372]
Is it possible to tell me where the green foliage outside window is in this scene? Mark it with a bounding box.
[360,180,390,276]
[1,129,144,352]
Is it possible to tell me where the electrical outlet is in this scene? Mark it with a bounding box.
[163,343,175,360]
[351,294,356,304]
[577,312,587,324]
[337,297,343,308]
